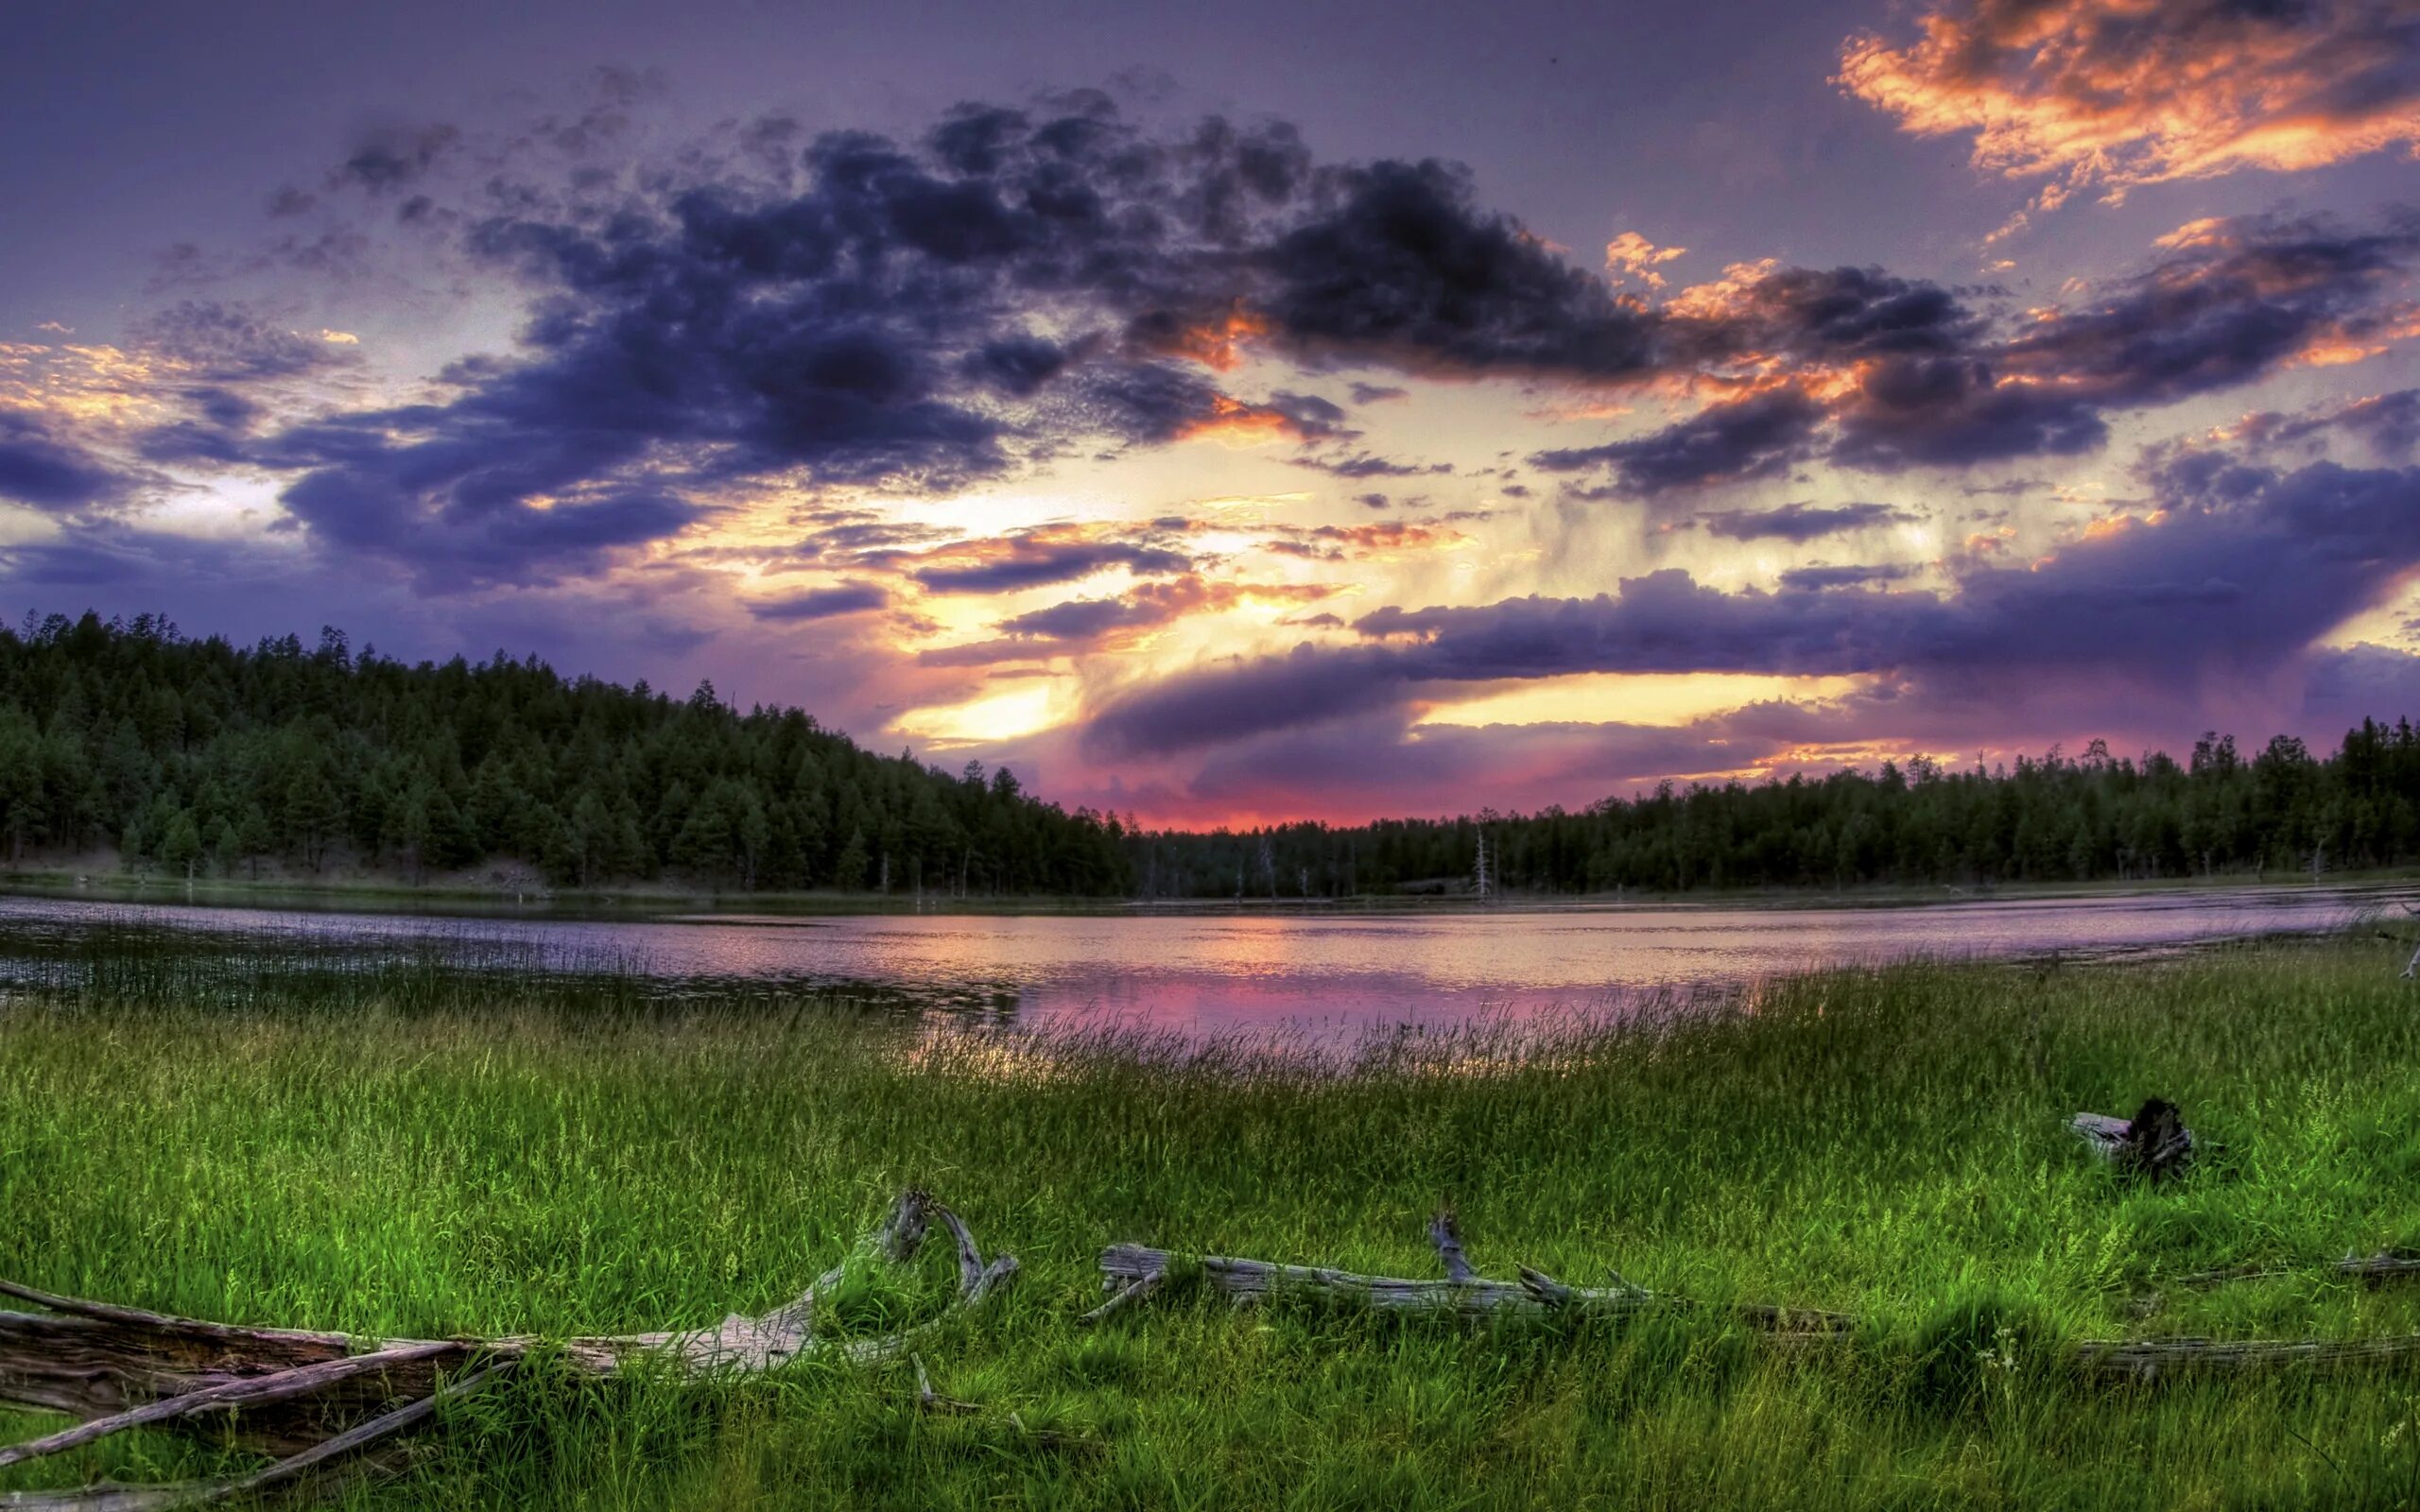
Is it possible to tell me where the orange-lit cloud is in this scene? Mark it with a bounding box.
[1605,231,1687,288]
[1178,392,1315,445]
[1147,303,1271,371]
[1840,0,2420,202]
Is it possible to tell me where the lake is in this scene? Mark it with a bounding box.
[3,884,2411,1042]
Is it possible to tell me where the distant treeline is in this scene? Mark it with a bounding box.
[0,612,1130,894]
[6,612,2417,899]
[1132,725,2420,897]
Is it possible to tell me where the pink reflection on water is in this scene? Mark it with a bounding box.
[2,885,2411,1045]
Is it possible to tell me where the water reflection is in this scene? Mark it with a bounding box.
[0,885,2409,1043]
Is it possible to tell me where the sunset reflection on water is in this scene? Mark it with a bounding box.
[1,885,2409,1048]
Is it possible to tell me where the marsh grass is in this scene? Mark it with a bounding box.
[7,935,2420,1506]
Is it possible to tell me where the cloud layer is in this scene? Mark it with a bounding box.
[1841,0,2420,198]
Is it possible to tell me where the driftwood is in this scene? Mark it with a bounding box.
[1096,1211,2420,1384]
[2069,1097,2195,1182]
[0,1192,1012,1509]
[2134,1247,2420,1317]
[2074,1333,2420,1382]
[2164,1251,2420,1291]
[21,1187,2420,1506]
[1093,1212,1858,1336]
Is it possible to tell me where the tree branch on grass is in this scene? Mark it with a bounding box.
[0,1192,1014,1507]
[1092,1211,1855,1335]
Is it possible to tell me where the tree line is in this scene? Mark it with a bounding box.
[0,612,1132,895]
[6,611,2414,900]
[1130,727,2420,897]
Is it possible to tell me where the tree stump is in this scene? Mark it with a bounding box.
[2069,1097,2194,1183]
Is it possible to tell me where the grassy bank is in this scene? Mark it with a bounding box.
[6,939,2420,1507]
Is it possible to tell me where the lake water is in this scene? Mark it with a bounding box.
[2,884,2410,1042]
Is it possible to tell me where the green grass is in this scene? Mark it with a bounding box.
[8,936,2420,1507]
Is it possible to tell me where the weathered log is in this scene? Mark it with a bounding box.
[1094,1213,1856,1334]
[0,1363,504,1512]
[2341,1251,2420,1283]
[1428,1211,1476,1286]
[2162,1251,2420,1291]
[2069,1098,2194,1182]
[0,1192,1011,1507]
[2075,1333,2420,1381]
[2131,1248,2420,1319]
[0,1341,459,1474]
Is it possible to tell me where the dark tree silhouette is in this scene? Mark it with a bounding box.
[0,612,1132,895]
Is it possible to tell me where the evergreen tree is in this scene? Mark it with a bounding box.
[159,809,202,880]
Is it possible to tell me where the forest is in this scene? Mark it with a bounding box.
[0,612,1131,895]
[3,611,2416,899]
[1136,724,2420,897]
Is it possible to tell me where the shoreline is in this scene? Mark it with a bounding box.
[4,860,2417,925]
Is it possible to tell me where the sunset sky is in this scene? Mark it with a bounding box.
[4,0,2418,826]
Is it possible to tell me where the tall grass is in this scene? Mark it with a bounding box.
[6,936,2420,1506]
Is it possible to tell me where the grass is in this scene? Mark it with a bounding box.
[6,933,2420,1507]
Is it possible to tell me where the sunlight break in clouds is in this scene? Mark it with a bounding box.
[5,19,2420,827]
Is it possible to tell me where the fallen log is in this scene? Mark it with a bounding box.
[0,1364,507,1512]
[0,1191,1012,1508]
[2342,1251,2420,1282]
[2075,1333,2420,1382]
[2069,1097,2194,1182]
[1093,1212,1858,1335]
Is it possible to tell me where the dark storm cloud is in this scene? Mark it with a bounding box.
[146,92,2412,593]
[1539,215,2420,491]
[959,335,1073,396]
[1676,265,1982,366]
[1266,389,1356,439]
[1085,457,2420,757]
[1824,357,2110,470]
[0,412,137,512]
[747,582,891,621]
[2305,643,2420,733]
[1698,501,1923,541]
[233,101,1668,588]
[1183,710,1757,809]
[1250,159,1666,379]
[2234,388,2420,460]
[2335,391,2420,457]
[1066,362,1227,444]
[1289,451,1453,478]
[273,419,711,590]
[1530,388,1825,494]
[0,523,272,588]
[1993,215,2420,406]
[997,594,1160,642]
[909,539,1193,594]
[1777,563,1919,590]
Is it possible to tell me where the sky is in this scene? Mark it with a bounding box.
[4,0,2419,828]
